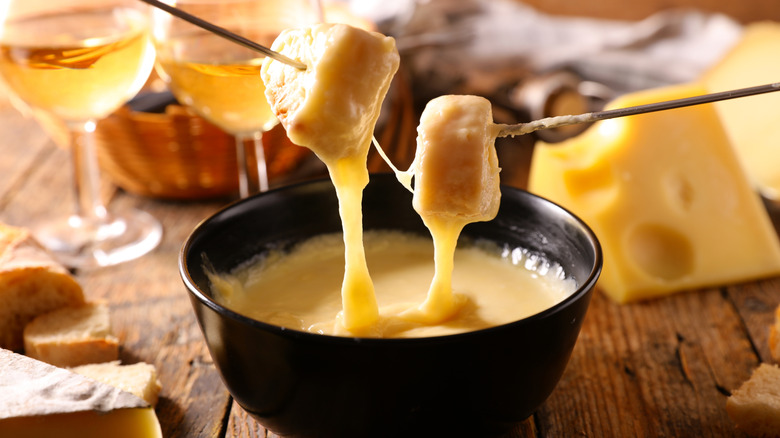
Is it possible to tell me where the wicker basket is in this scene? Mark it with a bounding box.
[95,72,417,200]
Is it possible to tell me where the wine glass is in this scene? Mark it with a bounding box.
[0,0,162,269]
[151,0,322,197]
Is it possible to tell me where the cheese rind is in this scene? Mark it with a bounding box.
[702,22,780,200]
[71,361,162,406]
[528,83,780,303]
[0,348,162,438]
[0,348,146,418]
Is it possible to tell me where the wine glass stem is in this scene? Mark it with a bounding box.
[235,135,250,198]
[68,120,109,224]
[235,132,269,197]
[252,131,269,193]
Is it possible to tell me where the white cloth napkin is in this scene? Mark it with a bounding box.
[339,0,742,95]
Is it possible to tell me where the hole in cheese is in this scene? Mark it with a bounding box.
[562,160,618,212]
[664,172,695,213]
[625,224,694,281]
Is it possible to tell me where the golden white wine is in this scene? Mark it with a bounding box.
[0,8,155,122]
[155,33,278,136]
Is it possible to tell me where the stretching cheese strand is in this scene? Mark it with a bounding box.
[261,23,399,331]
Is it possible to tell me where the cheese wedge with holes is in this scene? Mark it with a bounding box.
[702,22,780,200]
[0,348,162,438]
[413,95,501,222]
[260,23,399,164]
[528,83,780,303]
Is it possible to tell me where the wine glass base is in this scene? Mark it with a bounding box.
[34,208,163,270]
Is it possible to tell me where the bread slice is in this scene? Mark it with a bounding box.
[0,223,85,351]
[71,361,162,406]
[24,302,119,367]
[770,304,780,363]
[726,363,780,437]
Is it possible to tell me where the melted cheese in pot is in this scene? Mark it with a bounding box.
[210,231,576,338]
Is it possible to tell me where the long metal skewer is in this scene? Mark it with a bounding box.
[497,82,780,137]
[138,0,307,70]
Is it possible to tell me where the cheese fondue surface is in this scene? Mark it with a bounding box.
[210,231,576,338]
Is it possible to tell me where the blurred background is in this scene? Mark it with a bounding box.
[77,0,780,198]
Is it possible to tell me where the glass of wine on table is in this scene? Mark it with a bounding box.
[150,0,322,197]
[0,0,162,270]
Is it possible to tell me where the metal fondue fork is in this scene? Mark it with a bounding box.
[497,82,780,137]
[138,0,307,70]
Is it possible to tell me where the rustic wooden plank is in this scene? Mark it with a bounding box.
[227,401,274,438]
[0,137,74,227]
[726,278,780,365]
[0,109,55,212]
[534,288,756,437]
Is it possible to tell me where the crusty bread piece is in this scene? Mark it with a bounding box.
[726,363,780,437]
[23,302,118,367]
[0,223,85,351]
[770,304,780,363]
[71,361,162,406]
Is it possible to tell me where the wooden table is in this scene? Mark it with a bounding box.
[1,97,778,438]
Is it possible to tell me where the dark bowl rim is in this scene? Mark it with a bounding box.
[179,173,603,345]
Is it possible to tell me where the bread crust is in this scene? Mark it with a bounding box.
[23,302,119,367]
[726,363,780,437]
[0,224,84,351]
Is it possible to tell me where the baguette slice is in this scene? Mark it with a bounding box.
[726,363,780,437]
[24,302,119,367]
[0,223,85,351]
[71,361,162,406]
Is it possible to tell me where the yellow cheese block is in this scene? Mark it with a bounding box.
[0,348,162,438]
[528,83,780,303]
[0,408,162,438]
[702,22,780,200]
